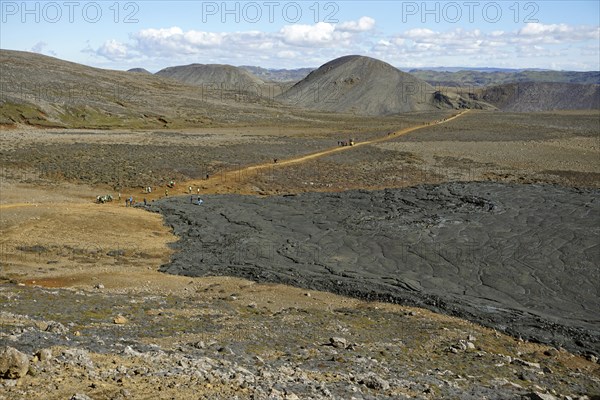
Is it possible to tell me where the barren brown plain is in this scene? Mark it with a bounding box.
[1,109,599,399]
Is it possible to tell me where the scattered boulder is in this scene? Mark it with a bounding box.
[0,346,30,379]
[358,373,390,390]
[524,392,558,400]
[543,349,559,357]
[36,348,52,362]
[107,249,125,257]
[449,339,475,353]
[585,354,598,364]
[512,358,541,369]
[329,337,348,349]
[114,315,128,325]
[62,349,94,370]
[45,321,68,334]
[70,394,94,400]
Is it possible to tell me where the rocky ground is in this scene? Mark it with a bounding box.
[1,110,599,399]
[1,279,599,400]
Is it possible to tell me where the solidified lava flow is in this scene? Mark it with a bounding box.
[153,182,600,355]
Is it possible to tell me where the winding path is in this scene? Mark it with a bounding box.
[183,110,470,193]
[0,110,469,208]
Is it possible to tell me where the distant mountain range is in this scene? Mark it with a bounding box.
[407,67,552,73]
[235,66,600,86]
[1,50,598,128]
[410,69,600,87]
[239,66,314,83]
[127,64,600,87]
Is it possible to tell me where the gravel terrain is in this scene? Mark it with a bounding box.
[2,280,599,399]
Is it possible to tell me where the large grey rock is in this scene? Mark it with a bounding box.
[36,348,52,362]
[0,346,30,379]
[359,373,390,390]
[45,321,68,334]
[70,394,94,400]
[329,337,348,349]
[524,392,558,400]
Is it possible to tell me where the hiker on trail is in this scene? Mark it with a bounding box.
[206,174,209,180]
[197,187,201,194]
[165,189,168,197]
[125,198,129,207]
[190,195,194,204]
[188,186,192,194]
[118,192,121,201]
[143,198,147,206]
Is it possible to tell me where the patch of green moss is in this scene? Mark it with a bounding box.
[0,102,63,127]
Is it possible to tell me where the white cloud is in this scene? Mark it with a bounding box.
[515,23,599,44]
[519,23,568,36]
[278,17,375,46]
[85,20,599,71]
[132,27,218,55]
[390,24,600,58]
[402,28,437,39]
[280,22,337,46]
[96,39,128,59]
[31,41,48,53]
[88,17,375,63]
[30,41,57,56]
[277,50,299,58]
[337,16,375,32]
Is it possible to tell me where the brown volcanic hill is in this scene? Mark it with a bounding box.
[0,50,285,129]
[155,63,265,91]
[127,67,152,74]
[478,82,600,111]
[277,55,491,115]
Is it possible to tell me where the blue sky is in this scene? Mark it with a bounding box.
[1,1,599,71]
